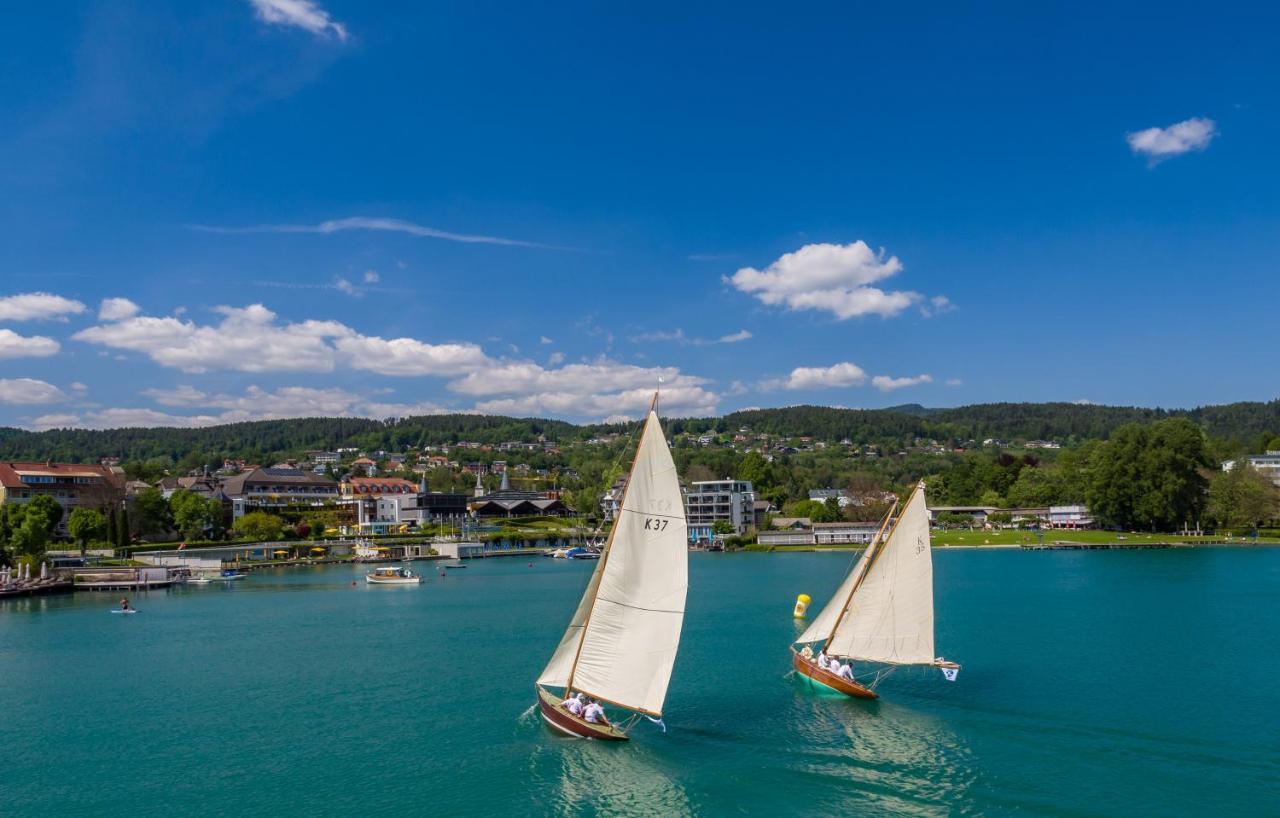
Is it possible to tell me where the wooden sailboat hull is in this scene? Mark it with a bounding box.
[791,649,878,699]
[536,686,629,741]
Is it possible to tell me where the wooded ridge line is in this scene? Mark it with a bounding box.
[2,400,1278,462]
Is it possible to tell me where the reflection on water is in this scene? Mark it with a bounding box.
[529,730,695,818]
[786,686,978,816]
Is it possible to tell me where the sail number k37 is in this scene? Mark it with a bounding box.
[644,518,669,531]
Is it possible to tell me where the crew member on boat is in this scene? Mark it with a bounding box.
[817,650,830,670]
[561,693,584,716]
[582,699,609,726]
[120,597,131,611]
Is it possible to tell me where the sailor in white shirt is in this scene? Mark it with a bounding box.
[837,662,855,681]
[582,699,608,725]
[561,693,584,716]
[817,650,830,670]
[827,658,845,678]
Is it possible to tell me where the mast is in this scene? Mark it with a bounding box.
[563,392,658,696]
[821,497,899,652]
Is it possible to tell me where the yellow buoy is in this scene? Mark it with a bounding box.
[793,593,811,619]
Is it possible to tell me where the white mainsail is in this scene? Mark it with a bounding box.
[538,408,688,717]
[798,483,937,666]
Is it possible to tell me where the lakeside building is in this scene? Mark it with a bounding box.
[757,521,882,547]
[808,488,853,508]
[338,476,420,534]
[1048,505,1094,529]
[930,504,1094,529]
[1221,452,1280,487]
[600,475,627,522]
[470,489,575,518]
[220,467,340,521]
[0,461,125,538]
[684,479,756,544]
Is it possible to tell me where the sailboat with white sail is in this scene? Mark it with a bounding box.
[791,481,959,698]
[535,396,688,740]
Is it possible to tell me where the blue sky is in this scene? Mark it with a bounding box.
[1,1,1277,428]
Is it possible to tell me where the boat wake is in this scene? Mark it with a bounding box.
[517,704,538,723]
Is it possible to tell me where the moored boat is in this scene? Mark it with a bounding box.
[791,482,960,699]
[365,566,422,585]
[534,394,688,741]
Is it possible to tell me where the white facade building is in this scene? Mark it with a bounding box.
[684,479,756,537]
[1222,452,1280,487]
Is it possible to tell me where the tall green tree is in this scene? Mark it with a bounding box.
[1207,464,1279,530]
[132,488,172,536]
[1088,419,1211,530]
[26,494,63,538]
[170,490,224,540]
[66,508,107,557]
[234,511,285,542]
[117,506,130,547]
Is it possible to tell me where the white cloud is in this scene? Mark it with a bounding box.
[0,329,60,359]
[539,336,554,345]
[69,382,88,392]
[333,277,358,296]
[0,378,67,404]
[48,385,452,430]
[72,303,488,377]
[945,378,963,387]
[1127,117,1217,163]
[30,414,81,430]
[473,384,716,419]
[248,0,348,41]
[1072,398,1097,405]
[0,292,87,321]
[451,359,718,418]
[190,216,564,249]
[98,297,141,321]
[921,295,956,318]
[69,302,726,422]
[781,362,868,390]
[630,328,754,346]
[331,333,489,377]
[362,270,380,283]
[728,242,931,320]
[872,373,933,391]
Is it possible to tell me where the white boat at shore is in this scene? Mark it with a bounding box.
[365,566,422,585]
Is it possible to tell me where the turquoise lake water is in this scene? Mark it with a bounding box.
[2,549,1278,817]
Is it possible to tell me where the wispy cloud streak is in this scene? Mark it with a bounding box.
[188,216,572,250]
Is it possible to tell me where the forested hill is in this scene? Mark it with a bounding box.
[1,400,1277,463]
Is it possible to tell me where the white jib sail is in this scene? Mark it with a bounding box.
[537,553,606,690]
[795,540,874,646]
[561,409,688,716]
[825,483,936,665]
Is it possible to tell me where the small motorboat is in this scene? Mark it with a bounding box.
[187,577,212,585]
[365,566,422,585]
[567,547,600,560]
[218,570,247,581]
[442,563,467,569]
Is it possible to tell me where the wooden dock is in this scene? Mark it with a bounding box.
[0,579,74,599]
